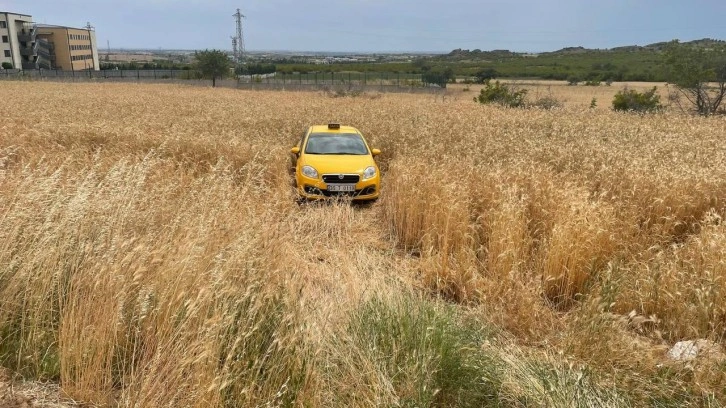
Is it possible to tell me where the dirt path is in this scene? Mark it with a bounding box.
[275,200,409,320]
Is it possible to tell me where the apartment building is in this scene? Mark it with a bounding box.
[0,11,51,69]
[36,25,99,71]
[0,11,99,71]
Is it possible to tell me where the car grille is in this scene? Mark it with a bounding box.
[304,185,376,197]
[322,174,360,184]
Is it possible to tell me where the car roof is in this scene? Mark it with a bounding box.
[309,125,361,134]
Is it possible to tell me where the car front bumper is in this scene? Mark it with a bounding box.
[297,178,380,201]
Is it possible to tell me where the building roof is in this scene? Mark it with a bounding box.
[36,23,94,31]
[0,11,33,18]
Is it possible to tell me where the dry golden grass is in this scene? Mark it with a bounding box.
[1,81,725,406]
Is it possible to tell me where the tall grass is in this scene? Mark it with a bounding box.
[1,82,726,406]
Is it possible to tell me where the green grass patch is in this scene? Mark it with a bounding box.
[346,295,502,407]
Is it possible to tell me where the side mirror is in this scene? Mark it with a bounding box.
[291,146,300,155]
[371,148,381,156]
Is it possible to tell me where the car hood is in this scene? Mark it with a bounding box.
[301,154,376,174]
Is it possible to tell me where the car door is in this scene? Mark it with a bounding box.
[291,128,310,174]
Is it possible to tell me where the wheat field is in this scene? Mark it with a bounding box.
[1,81,725,407]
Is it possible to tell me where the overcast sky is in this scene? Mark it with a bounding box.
[2,0,725,52]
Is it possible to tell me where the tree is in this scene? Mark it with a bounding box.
[194,49,231,87]
[422,68,454,88]
[665,40,726,115]
[474,68,497,84]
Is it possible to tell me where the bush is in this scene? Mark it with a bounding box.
[612,86,662,113]
[345,296,502,407]
[474,80,528,108]
[531,95,563,110]
[1,62,13,70]
[567,75,581,86]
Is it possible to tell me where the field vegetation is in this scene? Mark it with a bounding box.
[1,82,725,407]
[272,40,725,83]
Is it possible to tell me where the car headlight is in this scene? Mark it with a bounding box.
[363,166,377,180]
[301,165,318,179]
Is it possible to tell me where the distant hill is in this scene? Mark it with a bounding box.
[445,48,518,60]
[431,38,726,83]
[442,38,726,59]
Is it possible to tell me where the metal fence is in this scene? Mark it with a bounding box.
[0,69,445,92]
[0,68,192,80]
[240,72,428,87]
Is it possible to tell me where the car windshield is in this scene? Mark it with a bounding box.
[304,133,369,155]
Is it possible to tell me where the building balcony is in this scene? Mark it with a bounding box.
[20,47,37,57]
[18,33,36,42]
[20,41,39,57]
[36,55,52,70]
[37,49,51,59]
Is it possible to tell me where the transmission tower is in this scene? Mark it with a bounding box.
[231,36,238,64]
[233,8,246,65]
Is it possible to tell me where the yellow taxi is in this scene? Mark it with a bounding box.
[291,124,381,201]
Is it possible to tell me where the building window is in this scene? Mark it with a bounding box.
[4,50,10,57]
[2,36,8,43]
[0,21,7,29]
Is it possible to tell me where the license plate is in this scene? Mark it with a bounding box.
[327,184,355,192]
